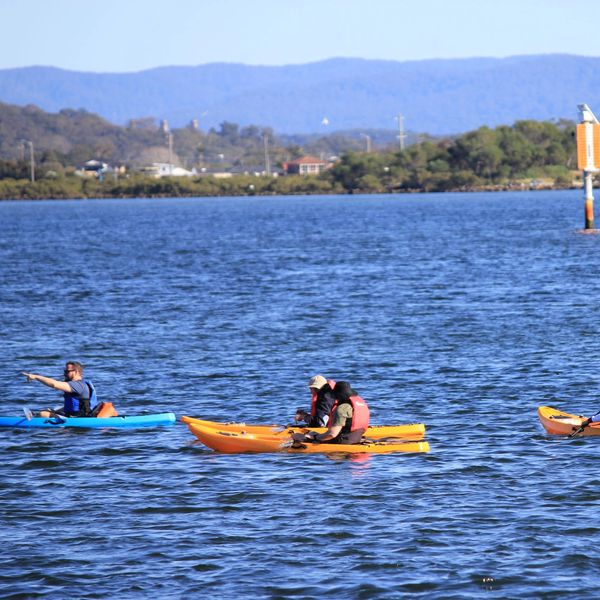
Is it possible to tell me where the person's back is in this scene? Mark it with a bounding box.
[327,381,370,444]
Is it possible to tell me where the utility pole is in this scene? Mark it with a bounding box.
[396,114,406,151]
[576,104,600,230]
[26,141,35,182]
[360,133,372,153]
[263,132,271,175]
[167,132,173,175]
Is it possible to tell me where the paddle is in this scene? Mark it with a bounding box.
[22,407,33,421]
[361,436,420,444]
[39,407,67,423]
[569,409,600,438]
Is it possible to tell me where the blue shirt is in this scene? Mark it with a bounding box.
[66,380,89,400]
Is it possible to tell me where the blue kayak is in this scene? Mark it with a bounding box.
[0,413,177,429]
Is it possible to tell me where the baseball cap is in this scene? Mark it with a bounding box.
[308,375,327,389]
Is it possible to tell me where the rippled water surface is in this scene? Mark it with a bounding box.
[2,191,600,598]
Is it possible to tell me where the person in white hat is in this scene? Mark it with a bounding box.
[295,375,337,427]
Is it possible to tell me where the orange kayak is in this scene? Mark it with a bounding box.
[538,405,600,436]
[180,416,426,440]
[185,421,430,454]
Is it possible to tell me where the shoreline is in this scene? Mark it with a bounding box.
[0,179,581,202]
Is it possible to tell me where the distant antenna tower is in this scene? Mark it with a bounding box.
[396,114,406,151]
[360,133,372,153]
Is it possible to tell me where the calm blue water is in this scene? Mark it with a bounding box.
[1,190,600,598]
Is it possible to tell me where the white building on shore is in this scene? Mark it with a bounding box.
[140,163,197,178]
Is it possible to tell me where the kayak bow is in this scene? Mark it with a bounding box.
[538,406,600,436]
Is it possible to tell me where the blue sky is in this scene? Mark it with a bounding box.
[2,0,598,72]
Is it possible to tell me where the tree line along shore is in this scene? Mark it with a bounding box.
[0,117,581,200]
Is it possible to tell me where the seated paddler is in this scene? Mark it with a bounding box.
[295,374,337,427]
[21,361,98,418]
[293,381,370,444]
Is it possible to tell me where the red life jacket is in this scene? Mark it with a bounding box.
[310,379,336,418]
[328,395,370,443]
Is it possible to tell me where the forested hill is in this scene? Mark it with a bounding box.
[0,101,384,168]
[0,102,169,167]
[0,55,599,134]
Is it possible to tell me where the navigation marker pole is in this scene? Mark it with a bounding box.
[585,170,594,229]
[576,104,600,231]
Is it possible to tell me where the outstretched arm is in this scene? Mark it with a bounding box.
[22,372,71,393]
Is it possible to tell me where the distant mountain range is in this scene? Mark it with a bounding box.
[0,55,598,135]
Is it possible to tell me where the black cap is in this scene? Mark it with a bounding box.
[333,381,354,401]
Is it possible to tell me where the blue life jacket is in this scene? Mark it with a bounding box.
[63,380,97,416]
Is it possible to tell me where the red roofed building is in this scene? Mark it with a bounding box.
[283,155,328,175]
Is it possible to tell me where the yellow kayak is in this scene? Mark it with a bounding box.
[185,421,430,454]
[180,415,426,440]
[538,405,600,436]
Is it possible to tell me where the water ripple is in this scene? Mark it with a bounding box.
[1,192,600,597]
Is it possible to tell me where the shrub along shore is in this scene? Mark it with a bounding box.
[0,120,581,200]
[0,171,578,201]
